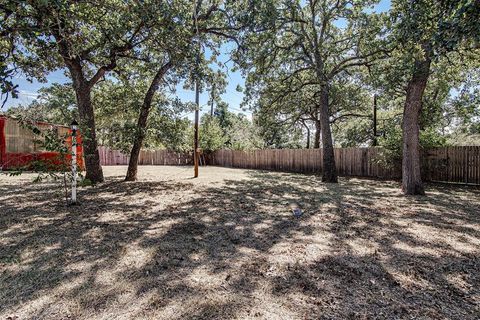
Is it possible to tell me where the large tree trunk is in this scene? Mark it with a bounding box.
[301,121,311,149]
[305,126,310,149]
[68,64,104,183]
[319,85,337,182]
[125,104,149,181]
[402,52,431,195]
[125,61,172,181]
[313,118,321,148]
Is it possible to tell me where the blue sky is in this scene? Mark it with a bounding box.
[4,46,247,120]
[3,0,391,120]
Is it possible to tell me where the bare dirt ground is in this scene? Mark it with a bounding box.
[1,166,479,320]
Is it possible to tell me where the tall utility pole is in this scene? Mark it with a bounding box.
[194,77,200,177]
[210,83,215,116]
[193,1,200,178]
[372,94,378,146]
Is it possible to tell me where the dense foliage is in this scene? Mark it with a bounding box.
[1,0,479,193]
[5,80,260,153]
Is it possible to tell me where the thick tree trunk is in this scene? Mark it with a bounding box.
[125,106,148,181]
[68,64,104,183]
[301,121,311,149]
[125,61,172,181]
[314,118,321,148]
[402,53,431,195]
[319,85,337,182]
[305,126,310,149]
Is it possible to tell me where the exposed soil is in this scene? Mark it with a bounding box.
[1,166,479,319]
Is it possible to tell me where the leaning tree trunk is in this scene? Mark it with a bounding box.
[125,61,172,181]
[313,118,321,148]
[319,85,337,183]
[125,105,149,181]
[402,53,431,195]
[301,121,311,149]
[69,65,104,183]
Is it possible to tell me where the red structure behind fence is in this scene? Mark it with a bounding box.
[0,116,84,170]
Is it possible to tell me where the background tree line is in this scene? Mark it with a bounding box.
[1,0,479,195]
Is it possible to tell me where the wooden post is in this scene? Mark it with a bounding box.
[210,83,215,117]
[194,71,200,177]
[193,0,200,178]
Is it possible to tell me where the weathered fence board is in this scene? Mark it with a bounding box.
[98,146,191,166]
[210,147,480,185]
[423,146,480,185]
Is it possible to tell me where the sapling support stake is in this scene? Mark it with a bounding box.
[71,120,78,204]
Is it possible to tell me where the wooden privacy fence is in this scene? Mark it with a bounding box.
[96,146,480,185]
[423,146,480,184]
[210,147,480,185]
[98,146,191,166]
[210,148,400,178]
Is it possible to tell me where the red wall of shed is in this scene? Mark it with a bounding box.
[0,117,6,166]
[0,116,85,170]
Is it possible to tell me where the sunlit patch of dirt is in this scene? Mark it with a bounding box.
[1,166,479,319]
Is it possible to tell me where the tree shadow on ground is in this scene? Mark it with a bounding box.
[0,169,478,319]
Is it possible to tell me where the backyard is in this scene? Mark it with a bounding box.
[1,166,479,319]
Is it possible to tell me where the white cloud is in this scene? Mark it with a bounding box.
[18,90,39,99]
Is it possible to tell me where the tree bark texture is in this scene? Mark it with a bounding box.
[305,126,311,149]
[68,62,104,183]
[402,51,431,195]
[319,85,337,182]
[314,118,321,149]
[125,61,172,181]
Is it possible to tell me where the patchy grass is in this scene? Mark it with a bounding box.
[0,166,479,320]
